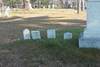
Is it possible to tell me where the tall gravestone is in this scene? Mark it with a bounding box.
[79,0,100,48]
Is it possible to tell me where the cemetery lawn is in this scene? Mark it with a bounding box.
[0,28,100,67]
[0,9,86,44]
[0,9,99,66]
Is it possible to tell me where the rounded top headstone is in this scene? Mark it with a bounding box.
[23,29,30,34]
[23,29,31,40]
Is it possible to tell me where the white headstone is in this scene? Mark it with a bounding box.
[47,29,56,39]
[23,29,31,40]
[31,31,41,40]
[64,32,72,39]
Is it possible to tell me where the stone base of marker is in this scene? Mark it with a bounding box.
[79,34,100,48]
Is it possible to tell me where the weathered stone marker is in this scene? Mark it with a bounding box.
[64,32,72,39]
[23,29,31,40]
[31,31,41,40]
[47,29,56,39]
[79,0,100,48]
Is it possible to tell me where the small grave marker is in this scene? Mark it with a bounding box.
[47,29,56,39]
[64,32,72,39]
[23,29,31,40]
[31,31,41,39]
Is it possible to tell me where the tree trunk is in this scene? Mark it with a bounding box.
[81,0,85,11]
[0,0,3,7]
[22,0,25,8]
[23,0,32,9]
[59,0,64,8]
[77,0,81,14]
[0,0,4,15]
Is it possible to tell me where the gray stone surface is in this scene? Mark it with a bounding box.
[47,29,56,39]
[79,34,100,48]
[79,0,100,48]
[31,31,41,40]
[64,32,72,39]
[83,1,100,38]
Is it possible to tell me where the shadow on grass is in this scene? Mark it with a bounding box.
[0,16,86,31]
[0,16,86,24]
[0,16,86,45]
[0,16,22,20]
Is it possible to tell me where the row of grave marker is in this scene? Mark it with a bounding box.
[23,29,72,40]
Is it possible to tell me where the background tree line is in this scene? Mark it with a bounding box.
[0,0,86,13]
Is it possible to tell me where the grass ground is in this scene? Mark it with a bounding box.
[0,28,100,67]
[1,9,99,67]
[0,9,86,44]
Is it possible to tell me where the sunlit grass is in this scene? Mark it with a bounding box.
[11,9,86,20]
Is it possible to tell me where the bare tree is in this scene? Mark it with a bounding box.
[0,0,3,7]
[22,0,25,8]
[81,0,85,11]
[77,0,81,13]
[0,0,4,15]
[77,0,85,13]
[59,0,64,8]
[22,0,32,9]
